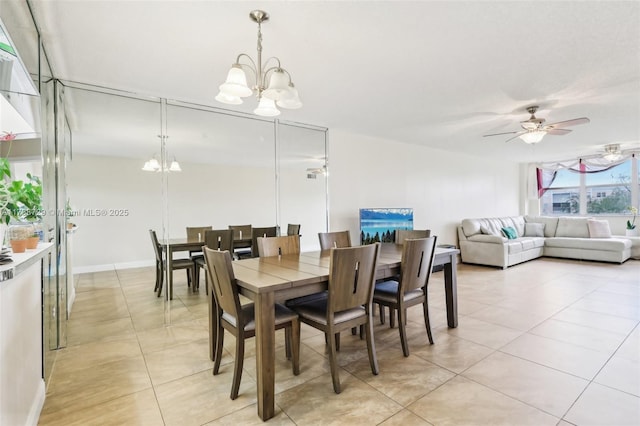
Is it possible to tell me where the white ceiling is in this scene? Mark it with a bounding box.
[28,0,640,163]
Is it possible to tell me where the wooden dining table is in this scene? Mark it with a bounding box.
[160,236,252,299]
[211,243,459,421]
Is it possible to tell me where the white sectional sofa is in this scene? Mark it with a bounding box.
[457,215,633,269]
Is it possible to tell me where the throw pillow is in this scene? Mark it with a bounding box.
[587,219,612,238]
[524,223,545,237]
[501,226,518,239]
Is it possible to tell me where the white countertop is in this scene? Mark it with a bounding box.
[0,242,54,282]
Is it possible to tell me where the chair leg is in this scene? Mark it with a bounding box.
[423,298,434,345]
[389,308,396,328]
[399,305,410,357]
[153,261,160,291]
[213,321,224,375]
[209,293,218,361]
[378,303,385,325]
[230,332,245,400]
[156,264,164,297]
[285,328,292,360]
[327,331,341,394]
[351,327,357,335]
[364,315,379,375]
[186,269,192,288]
[335,332,340,352]
[291,319,300,375]
[193,263,200,291]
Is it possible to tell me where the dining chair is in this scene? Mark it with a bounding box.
[203,247,300,400]
[248,226,278,258]
[229,224,252,258]
[395,229,431,244]
[193,229,234,292]
[257,235,300,257]
[318,230,351,250]
[291,243,380,394]
[287,223,301,236]
[149,229,195,298]
[186,226,213,277]
[373,236,437,356]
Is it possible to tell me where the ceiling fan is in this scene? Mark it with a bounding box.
[483,106,590,144]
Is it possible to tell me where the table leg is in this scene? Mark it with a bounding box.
[444,254,458,328]
[254,291,276,421]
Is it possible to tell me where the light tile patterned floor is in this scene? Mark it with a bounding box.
[38,258,640,425]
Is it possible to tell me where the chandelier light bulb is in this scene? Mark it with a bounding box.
[219,64,252,98]
[277,83,302,109]
[254,96,281,117]
[262,69,292,101]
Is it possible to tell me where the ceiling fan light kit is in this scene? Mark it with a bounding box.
[483,105,590,144]
[602,143,623,162]
[215,10,302,117]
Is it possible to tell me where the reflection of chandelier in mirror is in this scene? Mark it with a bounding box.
[602,144,622,162]
[215,10,302,117]
[142,135,181,172]
[142,155,181,172]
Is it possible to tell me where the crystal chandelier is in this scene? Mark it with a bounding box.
[215,10,302,117]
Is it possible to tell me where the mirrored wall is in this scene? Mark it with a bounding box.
[61,83,328,325]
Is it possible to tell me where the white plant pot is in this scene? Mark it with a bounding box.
[626,228,639,237]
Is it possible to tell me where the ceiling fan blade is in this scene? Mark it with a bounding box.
[483,130,521,137]
[545,117,590,128]
[546,128,572,136]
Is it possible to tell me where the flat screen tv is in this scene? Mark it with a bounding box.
[359,208,413,245]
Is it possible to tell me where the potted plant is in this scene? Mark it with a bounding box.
[0,157,44,250]
[627,206,638,237]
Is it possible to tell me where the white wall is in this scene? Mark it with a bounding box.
[67,154,164,271]
[328,129,521,246]
[68,130,523,270]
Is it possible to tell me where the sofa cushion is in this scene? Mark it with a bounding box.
[501,227,518,239]
[555,217,590,238]
[545,237,631,251]
[468,234,507,244]
[587,219,612,238]
[524,223,545,237]
[525,216,559,238]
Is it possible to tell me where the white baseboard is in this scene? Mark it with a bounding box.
[26,380,45,426]
[74,259,155,274]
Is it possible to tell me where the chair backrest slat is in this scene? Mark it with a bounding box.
[186,226,213,242]
[229,225,252,241]
[204,248,241,318]
[318,231,351,250]
[257,235,300,257]
[329,243,380,312]
[205,229,234,252]
[250,226,278,257]
[400,237,437,293]
[149,229,162,261]
[395,229,431,244]
[287,224,301,236]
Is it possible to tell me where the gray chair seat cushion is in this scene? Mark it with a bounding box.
[222,303,297,331]
[373,280,423,303]
[293,299,365,325]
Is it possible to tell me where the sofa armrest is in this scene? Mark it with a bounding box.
[468,234,508,244]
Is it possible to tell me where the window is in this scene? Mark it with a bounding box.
[539,157,638,216]
[540,168,580,215]
[586,161,632,214]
